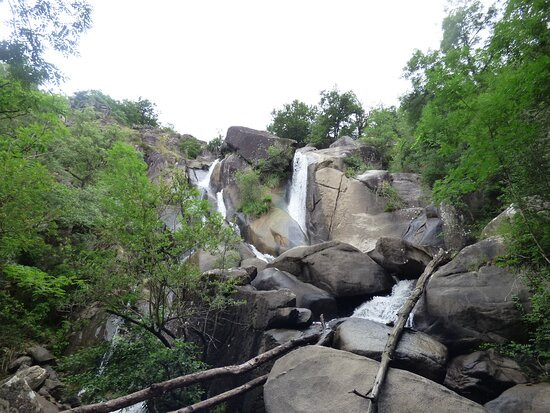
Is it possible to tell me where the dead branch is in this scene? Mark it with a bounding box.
[168,374,268,413]
[61,331,321,413]
[354,249,451,413]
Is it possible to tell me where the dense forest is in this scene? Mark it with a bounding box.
[0,0,548,412]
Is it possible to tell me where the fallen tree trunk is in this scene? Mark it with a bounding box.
[353,249,451,413]
[62,331,321,413]
[168,374,268,413]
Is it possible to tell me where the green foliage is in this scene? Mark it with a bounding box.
[359,106,413,170]
[309,88,365,148]
[59,330,205,410]
[267,100,317,146]
[207,135,224,154]
[255,143,294,185]
[180,138,203,159]
[119,97,159,127]
[236,169,272,217]
[343,154,367,178]
[0,0,92,84]
[377,182,405,212]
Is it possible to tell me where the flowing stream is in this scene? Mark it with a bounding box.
[352,280,416,326]
[287,150,311,236]
[196,158,220,199]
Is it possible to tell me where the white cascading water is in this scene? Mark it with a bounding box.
[197,158,220,198]
[216,189,227,220]
[352,280,416,326]
[247,243,275,263]
[287,151,311,236]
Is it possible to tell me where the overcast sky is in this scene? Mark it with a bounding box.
[5,0,450,141]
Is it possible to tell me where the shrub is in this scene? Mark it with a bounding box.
[180,139,202,159]
[235,169,272,218]
[59,330,206,411]
[343,153,367,178]
[377,181,405,212]
[207,135,223,154]
[256,143,294,185]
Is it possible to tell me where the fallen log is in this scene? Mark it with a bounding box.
[62,331,321,413]
[353,249,451,413]
[168,374,268,413]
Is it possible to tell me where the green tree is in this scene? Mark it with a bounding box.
[86,142,238,348]
[309,88,365,148]
[0,0,92,84]
[120,97,159,127]
[267,100,317,146]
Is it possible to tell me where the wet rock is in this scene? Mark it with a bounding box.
[444,349,527,403]
[260,325,323,353]
[252,268,337,318]
[414,237,531,351]
[369,237,436,279]
[484,383,550,413]
[402,205,445,248]
[244,208,307,256]
[240,258,268,272]
[264,346,487,413]
[267,308,313,329]
[334,318,448,382]
[267,241,394,298]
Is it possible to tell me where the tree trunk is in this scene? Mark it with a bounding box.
[168,375,268,413]
[353,249,450,413]
[62,330,321,413]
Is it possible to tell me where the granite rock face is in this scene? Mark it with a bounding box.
[267,241,394,298]
[334,318,448,382]
[413,237,531,350]
[264,346,487,413]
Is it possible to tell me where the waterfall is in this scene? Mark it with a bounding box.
[246,243,275,263]
[352,280,415,326]
[196,158,220,198]
[216,189,227,220]
[287,150,311,236]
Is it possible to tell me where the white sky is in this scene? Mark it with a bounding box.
[2,0,449,140]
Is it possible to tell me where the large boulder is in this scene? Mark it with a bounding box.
[369,237,436,279]
[251,268,337,318]
[225,126,296,165]
[481,205,517,239]
[308,164,423,251]
[243,208,307,256]
[267,307,313,329]
[356,170,391,190]
[485,383,550,413]
[334,318,448,382]
[413,237,531,350]
[329,136,358,148]
[444,349,527,403]
[402,205,445,248]
[27,346,54,365]
[267,241,394,298]
[390,172,427,207]
[264,346,487,413]
[0,376,43,413]
[14,366,47,391]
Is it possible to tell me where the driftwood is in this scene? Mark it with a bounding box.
[62,331,321,413]
[353,249,451,413]
[168,374,268,413]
